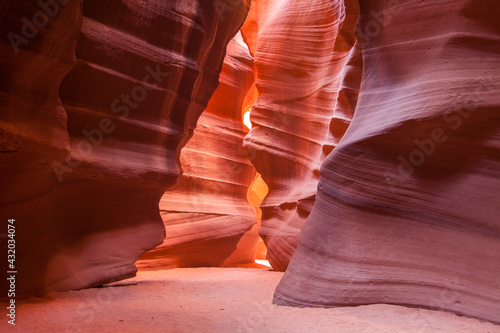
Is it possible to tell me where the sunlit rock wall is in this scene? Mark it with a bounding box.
[242,0,360,270]
[137,33,259,270]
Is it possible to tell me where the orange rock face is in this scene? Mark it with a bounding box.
[1,0,499,326]
[274,0,500,325]
[137,33,259,270]
[242,0,360,270]
[0,0,249,293]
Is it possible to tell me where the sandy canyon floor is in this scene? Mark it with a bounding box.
[5,267,500,333]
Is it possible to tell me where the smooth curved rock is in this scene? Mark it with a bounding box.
[0,0,249,293]
[242,0,359,270]
[240,0,280,55]
[274,0,500,325]
[137,33,260,270]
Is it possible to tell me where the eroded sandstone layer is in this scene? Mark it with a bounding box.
[241,0,360,270]
[274,0,500,325]
[0,0,249,293]
[137,33,259,270]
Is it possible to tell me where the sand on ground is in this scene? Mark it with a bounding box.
[4,267,500,333]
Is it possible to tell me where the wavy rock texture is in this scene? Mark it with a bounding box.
[0,0,249,293]
[240,0,278,55]
[242,0,360,270]
[137,33,260,270]
[274,0,500,325]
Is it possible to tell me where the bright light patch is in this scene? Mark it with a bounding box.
[243,111,252,130]
[255,259,272,268]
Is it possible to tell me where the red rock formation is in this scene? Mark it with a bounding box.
[274,0,500,325]
[0,0,249,293]
[240,0,277,55]
[137,33,260,270]
[241,0,360,270]
[0,0,84,295]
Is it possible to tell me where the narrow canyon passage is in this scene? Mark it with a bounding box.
[1,0,499,332]
[135,32,269,271]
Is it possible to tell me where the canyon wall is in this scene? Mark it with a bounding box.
[274,0,500,325]
[0,0,249,293]
[2,0,499,325]
[137,32,259,270]
[241,0,360,270]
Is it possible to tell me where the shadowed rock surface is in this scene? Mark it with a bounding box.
[0,0,249,293]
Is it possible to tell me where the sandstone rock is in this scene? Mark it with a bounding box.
[240,0,279,55]
[242,0,360,270]
[0,0,249,293]
[137,33,260,270]
[274,0,500,325]
[0,0,84,294]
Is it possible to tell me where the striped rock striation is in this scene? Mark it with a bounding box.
[274,0,500,325]
[241,0,360,270]
[137,32,260,270]
[0,0,249,293]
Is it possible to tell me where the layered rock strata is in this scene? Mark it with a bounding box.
[242,0,360,270]
[274,0,500,325]
[0,0,249,293]
[137,33,260,270]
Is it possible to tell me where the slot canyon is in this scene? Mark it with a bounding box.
[0,0,499,332]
